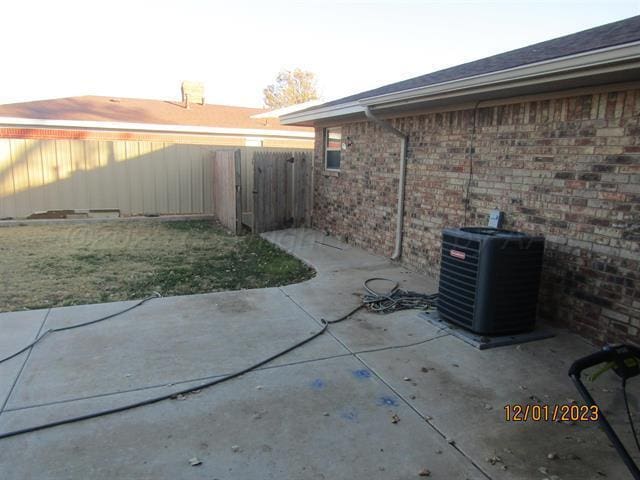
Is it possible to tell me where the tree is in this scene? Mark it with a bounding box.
[263,69,319,109]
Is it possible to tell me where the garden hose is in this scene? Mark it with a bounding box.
[0,278,436,441]
[362,277,438,313]
[0,292,161,366]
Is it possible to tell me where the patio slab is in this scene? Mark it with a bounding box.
[357,333,638,480]
[5,288,346,409]
[0,356,487,480]
[0,308,49,411]
[262,228,392,274]
[0,227,637,479]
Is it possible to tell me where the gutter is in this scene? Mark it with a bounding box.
[363,107,408,261]
[0,116,315,139]
[359,41,640,108]
[279,102,363,125]
[281,40,640,125]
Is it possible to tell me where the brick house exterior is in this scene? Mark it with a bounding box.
[285,17,640,344]
[311,85,639,344]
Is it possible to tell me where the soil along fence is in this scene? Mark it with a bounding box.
[213,148,312,234]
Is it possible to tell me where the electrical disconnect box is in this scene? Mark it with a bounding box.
[488,209,504,228]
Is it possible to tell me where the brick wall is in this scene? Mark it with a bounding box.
[312,85,640,344]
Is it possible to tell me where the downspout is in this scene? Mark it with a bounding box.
[364,107,408,261]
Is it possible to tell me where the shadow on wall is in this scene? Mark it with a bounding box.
[0,139,218,218]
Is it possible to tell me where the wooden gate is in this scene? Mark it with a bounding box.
[251,150,311,233]
[212,148,312,234]
[212,149,241,233]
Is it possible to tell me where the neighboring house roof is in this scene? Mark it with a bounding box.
[0,95,312,135]
[282,15,640,125]
[251,100,324,119]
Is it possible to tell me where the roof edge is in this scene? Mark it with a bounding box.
[0,117,315,139]
[281,40,640,125]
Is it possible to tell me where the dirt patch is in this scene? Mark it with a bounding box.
[0,219,314,312]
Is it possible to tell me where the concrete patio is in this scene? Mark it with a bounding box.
[0,228,637,479]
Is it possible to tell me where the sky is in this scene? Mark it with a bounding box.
[0,0,638,108]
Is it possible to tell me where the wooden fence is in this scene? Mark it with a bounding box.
[213,147,312,234]
[252,150,311,232]
[212,150,241,233]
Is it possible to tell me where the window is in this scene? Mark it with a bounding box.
[325,127,342,170]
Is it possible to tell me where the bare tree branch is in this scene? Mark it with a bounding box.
[263,69,319,108]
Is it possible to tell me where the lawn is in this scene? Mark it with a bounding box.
[0,218,314,312]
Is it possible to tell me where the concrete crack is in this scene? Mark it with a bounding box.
[0,308,51,415]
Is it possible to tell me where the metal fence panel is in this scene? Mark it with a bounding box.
[0,138,217,218]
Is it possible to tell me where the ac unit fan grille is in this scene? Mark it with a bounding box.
[437,228,545,335]
[438,235,480,327]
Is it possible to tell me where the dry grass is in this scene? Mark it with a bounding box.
[0,218,314,312]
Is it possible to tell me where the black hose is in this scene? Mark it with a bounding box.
[362,277,438,313]
[0,293,162,366]
[0,278,436,441]
[0,319,329,441]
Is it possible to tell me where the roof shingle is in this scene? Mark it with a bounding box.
[318,15,640,109]
[0,96,311,132]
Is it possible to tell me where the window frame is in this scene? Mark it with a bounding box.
[324,127,342,171]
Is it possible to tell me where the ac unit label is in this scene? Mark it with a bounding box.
[450,249,466,260]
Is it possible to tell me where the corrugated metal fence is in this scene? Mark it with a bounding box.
[0,138,216,218]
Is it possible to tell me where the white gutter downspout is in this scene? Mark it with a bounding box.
[364,107,408,261]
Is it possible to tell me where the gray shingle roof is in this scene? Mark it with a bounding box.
[319,15,640,109]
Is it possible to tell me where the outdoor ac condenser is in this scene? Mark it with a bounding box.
[437,227,545,335]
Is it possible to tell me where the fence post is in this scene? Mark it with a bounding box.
[291,156,296,225]
[234,149,242,234]
[307,153,313,228]
[251,152,259,233]
[305,153,312,228]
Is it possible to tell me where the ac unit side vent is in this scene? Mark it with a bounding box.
[437,227,545,335]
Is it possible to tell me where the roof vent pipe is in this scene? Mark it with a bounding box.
[363,106,408,261]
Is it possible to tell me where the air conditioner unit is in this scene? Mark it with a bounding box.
[437,227,545,335]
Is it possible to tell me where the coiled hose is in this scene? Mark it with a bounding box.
[362,277,438,313]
